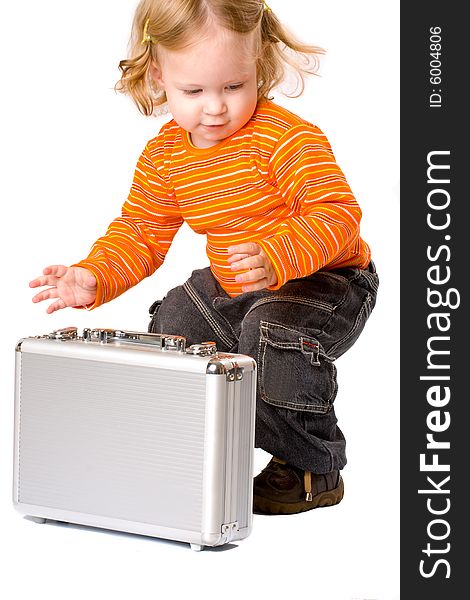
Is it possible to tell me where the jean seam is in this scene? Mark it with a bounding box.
[211,298,239,341]
[328,293,372,358]
[183,281,237,348]
[360,269,380,294]
[319,276,352,333]
[245,295,334,321]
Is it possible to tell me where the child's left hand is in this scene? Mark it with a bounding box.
[227,243,277,292]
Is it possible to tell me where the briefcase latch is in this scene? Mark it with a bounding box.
[186,342,217,357]
[47,327,78,340]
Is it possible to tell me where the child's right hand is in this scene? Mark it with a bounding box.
[29,266,97,314]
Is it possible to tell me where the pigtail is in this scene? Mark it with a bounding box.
[258,7,324,98]
[116,43,163,117]
[115,3,168,117]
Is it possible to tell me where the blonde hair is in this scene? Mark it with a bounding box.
[116,0,324,116]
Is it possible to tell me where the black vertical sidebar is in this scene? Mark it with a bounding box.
[401,3,466,598]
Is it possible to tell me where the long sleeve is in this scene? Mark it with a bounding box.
[257,124,366,289]
[75,144,183,308]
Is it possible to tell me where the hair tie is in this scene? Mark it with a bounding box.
[141,18,157,45]
[263,0,272,11]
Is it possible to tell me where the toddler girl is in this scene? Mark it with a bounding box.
[30,0,379,515]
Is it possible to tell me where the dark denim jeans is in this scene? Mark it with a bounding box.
[148,263,379,473]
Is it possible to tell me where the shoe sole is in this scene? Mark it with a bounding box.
[253,475,344,515]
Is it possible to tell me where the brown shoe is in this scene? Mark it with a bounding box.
[253,457,344,515]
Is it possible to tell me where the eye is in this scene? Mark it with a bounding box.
[183,89,202,96]
[226,83,244,91]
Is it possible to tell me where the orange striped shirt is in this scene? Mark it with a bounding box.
[76,100,371,307]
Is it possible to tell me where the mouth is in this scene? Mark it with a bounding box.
[201,123,227,129]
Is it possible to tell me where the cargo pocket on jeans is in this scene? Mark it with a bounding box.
[258,320,337,414]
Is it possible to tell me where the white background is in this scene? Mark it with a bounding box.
[0,1,399,598]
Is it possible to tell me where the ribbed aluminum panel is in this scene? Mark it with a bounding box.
[236,370,255,529]
[17,352,206,531]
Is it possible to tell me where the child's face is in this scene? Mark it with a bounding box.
[152,28,258,148]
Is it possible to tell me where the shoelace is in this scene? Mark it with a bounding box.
[272,456,313,502]
[304,471,313,501]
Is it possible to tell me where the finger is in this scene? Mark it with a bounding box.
[32,287,60,304]
[46,298,66,314]
[240,278,269,293]
[29,265,67,288]
[227,243,261,257]
[43,265,68,277]
[235,267,266,284]
[227,253,250,264]
[30,275,60,288]
[230,254,265,272]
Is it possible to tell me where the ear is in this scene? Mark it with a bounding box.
[149,61,165,88]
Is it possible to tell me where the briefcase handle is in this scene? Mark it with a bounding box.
[47,327,217,356]
[82,328,187,351]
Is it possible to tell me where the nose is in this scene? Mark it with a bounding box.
[203,94,227,116]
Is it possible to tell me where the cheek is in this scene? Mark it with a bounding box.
[166,95,199,128]
[164,91,184,114]
[242,79,258,107]
[239,90,258,119]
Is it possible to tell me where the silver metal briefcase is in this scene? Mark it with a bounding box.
[13,327,256,551]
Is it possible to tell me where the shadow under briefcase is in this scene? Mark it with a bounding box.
[13,327,257,551]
